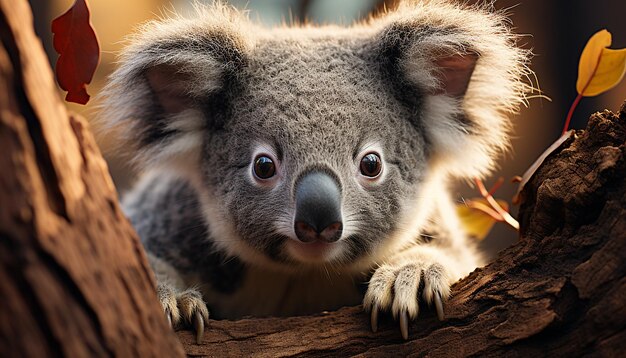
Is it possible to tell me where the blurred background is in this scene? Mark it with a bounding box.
[29,0,626,259]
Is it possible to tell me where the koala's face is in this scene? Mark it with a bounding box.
[103,4,527,269]
[202,37,429,266]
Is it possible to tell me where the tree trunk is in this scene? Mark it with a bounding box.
[0,0,184,356]
[1,1,625,357]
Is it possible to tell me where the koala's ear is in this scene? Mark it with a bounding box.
[375,2,530,179]
[386,31,481,100]
[98,7,250,171]
[144,64,197,115]
[431,53,478,97]
[141,51,233,116]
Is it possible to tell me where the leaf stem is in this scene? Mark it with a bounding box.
[563,47,603,135]
[563,93,583,135]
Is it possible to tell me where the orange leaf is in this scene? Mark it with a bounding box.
[52,0,100,105]
[563,29,626,134]
[576,29,626,96]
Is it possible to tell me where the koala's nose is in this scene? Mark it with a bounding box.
[293,171,343,243]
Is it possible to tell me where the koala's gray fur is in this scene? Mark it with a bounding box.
[99,0,531,340]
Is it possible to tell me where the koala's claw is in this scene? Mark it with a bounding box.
[364,262,451,340]
[399,310,409,340]
[157,284,209,344]
[434,292,445,321]
[370,303,379,333]
[193,311,205,344]
[165,309,173,329]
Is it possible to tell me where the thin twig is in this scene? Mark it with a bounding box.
[474,178,520,230]
[466,200,503,221]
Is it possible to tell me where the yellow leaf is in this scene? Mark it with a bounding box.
[577,29,626,96]
[456,199,509,241]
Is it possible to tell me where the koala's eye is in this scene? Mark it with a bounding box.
[360,153,382,178]
[253,155,276,179]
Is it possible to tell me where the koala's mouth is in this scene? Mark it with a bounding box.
[285,239,343,263]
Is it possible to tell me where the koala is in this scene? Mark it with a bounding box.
[99,0,530,343]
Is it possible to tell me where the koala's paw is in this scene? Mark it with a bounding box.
[157,284,210,344]
[363,262,451,340]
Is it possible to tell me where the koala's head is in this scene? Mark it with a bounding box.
[101,1,530,270]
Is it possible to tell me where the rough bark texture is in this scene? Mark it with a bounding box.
[178,108,626,356]
[0,0,184,356]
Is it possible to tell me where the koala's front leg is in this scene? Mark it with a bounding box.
[363,245,469,340]
[148,253,209,344]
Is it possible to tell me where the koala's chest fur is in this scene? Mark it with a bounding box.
[186,268,365,319]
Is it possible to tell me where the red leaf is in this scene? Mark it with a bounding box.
[51,0,100,105]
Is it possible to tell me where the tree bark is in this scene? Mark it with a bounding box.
[0,1,184,356]
[177,108,626,356]
[1,1,625,357]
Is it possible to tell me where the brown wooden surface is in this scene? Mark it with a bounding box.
[0,0,184,356]
[179,107,626,356]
